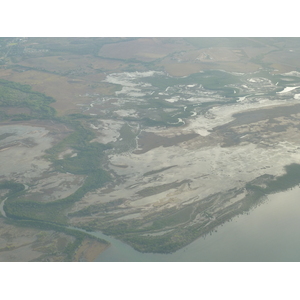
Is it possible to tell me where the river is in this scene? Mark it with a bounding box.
[0,184,28,219]
[94,186,300,261]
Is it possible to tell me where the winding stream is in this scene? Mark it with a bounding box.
[0,197,7,218]
[0,184,28,218]
[94,186,300,262]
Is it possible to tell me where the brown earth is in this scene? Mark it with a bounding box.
[1,37,298,117]
[98,37,194,62]
[73,238,109,262]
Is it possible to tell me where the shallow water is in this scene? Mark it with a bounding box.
[95,186,300,261]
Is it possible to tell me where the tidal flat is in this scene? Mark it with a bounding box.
[2,38,300,260]
[68,69,300,253]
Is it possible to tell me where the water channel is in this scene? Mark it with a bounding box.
[0,197,7,218]
[94,186,300,261]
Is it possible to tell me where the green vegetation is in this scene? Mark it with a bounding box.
[151,205,194,229]
[0,78,112,224]
[246,163,300,195]
[0,78,114,259]
[105,192,264,254]
[111,123,137,152]
[1,168,111,260]
[0,79,56,120]
[0,180,25,199]
[45,118,97,159]
[249,52,274,69]
[4,37,300,258]
[97,164,300,254]
[52,142,111,175]
[0,90,112,222]
[0,132,15,141]
[124,233,185,253]
[68,198,125,218]
[3,161,111,224]
[184,37,267,49]
[136,180,189,197]
[141,117,172,127]
[141,70,240,96]
[0,129,111,260]
[34,38,138,58]
[143,165,176,177]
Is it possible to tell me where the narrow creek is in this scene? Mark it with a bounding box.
[3,182,300,261]
[0,197,7,218]
[0,184,28,218]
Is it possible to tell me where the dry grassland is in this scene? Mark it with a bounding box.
[98,37,193,62]
[212,61,260,73]
[20,55,92,73]
[0,219,77,262]
[0,38,292,115]
[263,50,300,72]
[269,63,294,74]
[159,58,260,76]
[0,68,116,115]
[195,47,242,62]
[0,50,150,115]
[0,70,86,114]
[157,45,266,76]
[158,60,204,77]
[20,55,126,73]
[89,57,125,71]
[241,46,274,59]
[73,238,109,262]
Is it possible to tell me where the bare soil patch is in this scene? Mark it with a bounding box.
[0,69,111,115]
[73,238,109,262]
[98,38,193,62]
[0,219,72,262]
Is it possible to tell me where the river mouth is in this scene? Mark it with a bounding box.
[4,37,300,262]
[95,185,300,262]
[2,61,300,260]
